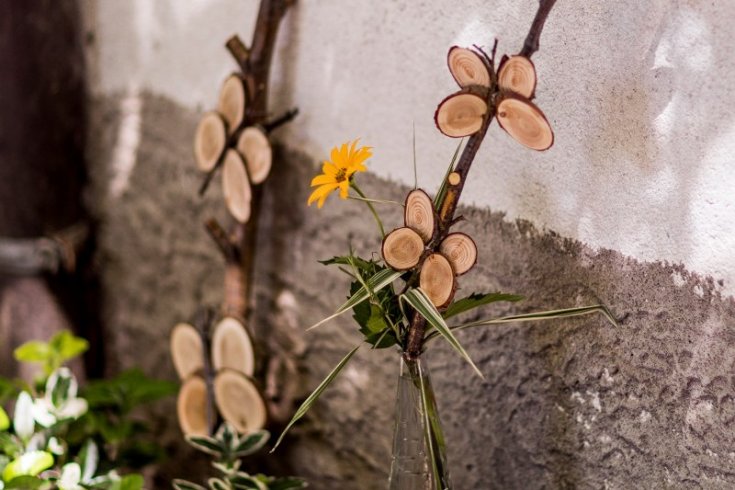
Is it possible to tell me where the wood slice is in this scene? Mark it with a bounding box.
[434,89,488,138]
[419,253,456,308]
[447,46,491,88]
[214,369,267,433]
[496,95,554,151]
[217,74,247,134]
[170,322,204,380]
[498,55,536,99]
[177,376,211,437]
[382,227,424,271]
[193,112,227,172]
[211,316,255,377]
[404,189,435,243]
[439,233,477,275]
[222,149,252,223]
[236,126,272,185]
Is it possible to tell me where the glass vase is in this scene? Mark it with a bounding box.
[388,353,451,490]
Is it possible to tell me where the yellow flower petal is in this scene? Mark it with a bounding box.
[338,181,350,199]
[311,174,335,186]
[322,162,338,176]
[308,139,373,208]
[307,183,339,206]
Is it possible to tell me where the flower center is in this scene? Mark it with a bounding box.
[335,168,348,183]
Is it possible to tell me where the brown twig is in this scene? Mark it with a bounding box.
[204,218,238,261]
[263,107,299,133]
[206,0,293,319]
[519,0,557,58]
[192,307,217,436]
[405,0,557,360]
[226,35,250,69]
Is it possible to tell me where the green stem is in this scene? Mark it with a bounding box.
[351,182,385,238]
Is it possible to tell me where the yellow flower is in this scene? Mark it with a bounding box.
[308,139,372,208]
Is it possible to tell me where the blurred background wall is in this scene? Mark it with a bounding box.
[5,0,727,487]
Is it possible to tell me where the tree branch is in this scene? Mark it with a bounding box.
[405,0,558,360]
[519,0,557,58]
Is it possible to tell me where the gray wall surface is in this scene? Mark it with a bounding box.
[87,93,735,489]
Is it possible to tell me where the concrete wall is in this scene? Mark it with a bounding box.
[80,1,735,488]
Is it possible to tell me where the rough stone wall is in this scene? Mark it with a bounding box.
[86,93,735,489]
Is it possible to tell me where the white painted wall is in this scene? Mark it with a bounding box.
[83,0,735,296]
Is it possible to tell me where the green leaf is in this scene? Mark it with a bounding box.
[2,451,54,481]
[173,480,207,490]
[47,368,77,407]
[0,434,22,458]
[214,423,238,458]
[13,342,50,364]
[83,369,176,414]
[49,331,89,363]
[13,392,34,440]
[233,430,269,457]
[319,255,373,271]
[58,462,82,490]
[416,362,449,490]
[207,478,229,490]
[272,345,361,451]
[307,269,402,331]
[0,407,9,432]
[229,472,266,490]
[443,292,524,319]
[442,304,618,336]
[110,474,144,490]
[212,460,241,475]
[5,475,45,489]
[400,288,483,379]
[433,139,464,211]
[186,435,224,457]
[0,378,20,405]
[78,439,99,483]
[269,477,308,490]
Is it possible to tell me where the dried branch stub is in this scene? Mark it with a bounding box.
[439,232,477,275]
[211,316,255,377]
[419,253,456,308]
[447,46,491,88]
[498,55,537,99]
[177,376,211,437]
[194,112,227,172]
[213,369,268,433]
[217,74,247,134]
[222,149,253,223]
[382,227,424,271]
[404,189,436,242]
[434,89,489,138]
[170,322,204,380]
[236,126,272,185]
[496,95,554,151]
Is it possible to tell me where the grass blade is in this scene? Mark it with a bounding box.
[307,269,402,331]
[433,139,464,211]
[427,305,618,343]
[271,345,361,451]
[412,121,418,190]
[400,288,483,379]
[443,292,525,319]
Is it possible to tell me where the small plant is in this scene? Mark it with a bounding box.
[0,330,176,488]
[172,423,306,490]
[0,368,143,489]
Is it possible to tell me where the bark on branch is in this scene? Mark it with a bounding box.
[519,0,557,58]
[405,0,558,360]
[209,0,293,319]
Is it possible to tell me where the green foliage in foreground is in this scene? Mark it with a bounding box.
[0,330,177,489]
[173,424,306,490]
